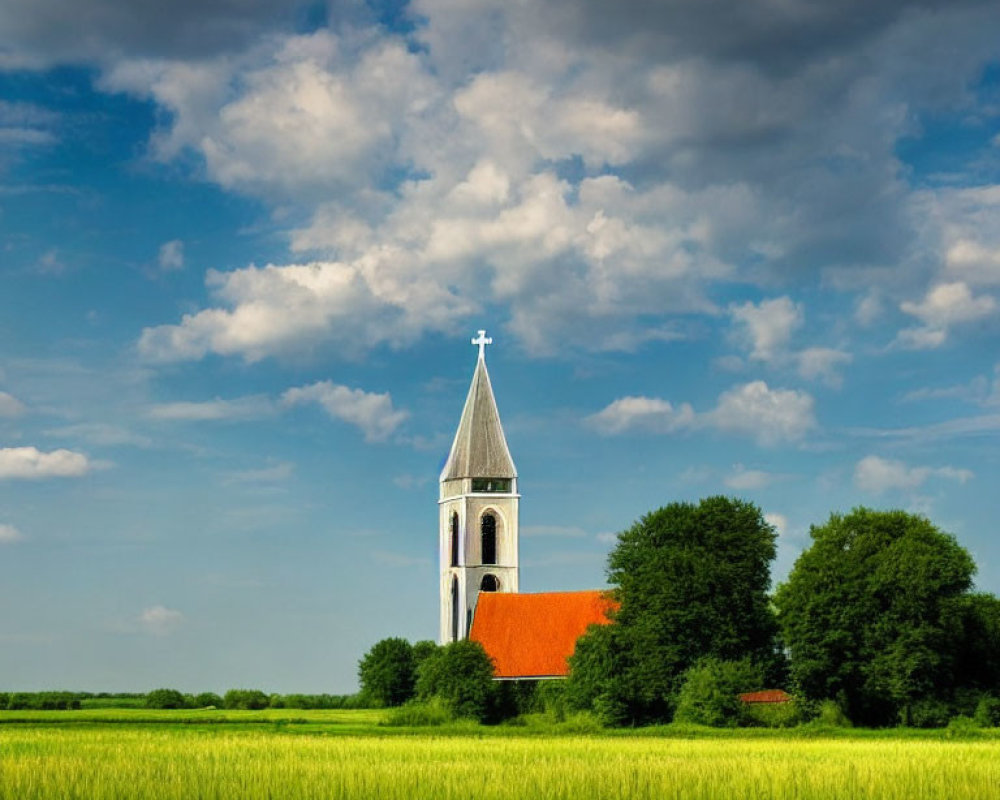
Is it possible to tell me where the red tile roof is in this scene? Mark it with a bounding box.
[469,590,616,679]
[739,689,793,704]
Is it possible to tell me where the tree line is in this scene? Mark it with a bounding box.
[0,690,368,711]
[360,497,1000,728]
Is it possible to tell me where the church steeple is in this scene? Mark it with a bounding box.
[440,332,517,483]
[438,330,520,643]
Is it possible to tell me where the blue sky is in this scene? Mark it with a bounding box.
[1,0,1000,694]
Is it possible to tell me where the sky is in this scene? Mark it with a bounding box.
[1,0,1000,694]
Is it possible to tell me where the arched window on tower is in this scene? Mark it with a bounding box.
[481,513,497,565]
[480,574,499,592]
[451,576,459,641]
[450,512,459,567]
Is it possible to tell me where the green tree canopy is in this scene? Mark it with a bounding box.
[145,688,186,709]
[415,639,497,722]
[568,496,779,724]
[774,508,980,726]
[358,637,416,707]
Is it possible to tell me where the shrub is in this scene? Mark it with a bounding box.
[973,696,1000,728]
[384,697,453,727]
[906,699,952,728]
[223,689,269,710]
[945,715,981,738]
[813,699,852,728]
[744,700,803,728]
[416,639,499,723]
[674,658,762,727]
[536,680,568,722]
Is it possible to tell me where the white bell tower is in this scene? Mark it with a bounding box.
[439,330,520,643]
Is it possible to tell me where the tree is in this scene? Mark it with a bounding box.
[193,692,223,708]
[145,688,187,709]
[223,688,269,710]
[568,496,778,724]
[358,637,416,707]
[415,639,497,722]
[774,508,978,726]
[412,640,439,668]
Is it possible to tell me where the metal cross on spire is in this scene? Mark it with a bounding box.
[472,329,493,360]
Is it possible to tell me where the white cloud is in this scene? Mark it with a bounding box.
[138,605,183,636]
[586,395,696,435]
[796,347,852,387]
[44,423,151,447]
[727,300,850,386]
[708,381,816,446]
[44,1,1000,360]
[764,512,788,538]
[724,465,778,490]
[589,380,815,445]
[138,258,474,362]
[0,447,91,479]
[897,282,996,349]
[854,292,884,327]
[945,240,1000,285]
[282,381,408,442]
[148,396,273,421]
[158,239,184,271]
[894,326,948,350]
[0,523,24,543]
[728,297,802,362]
[853,455,973,494]
[0,391,25,417]
[902,282,996,327]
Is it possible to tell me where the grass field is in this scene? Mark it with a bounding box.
[1,710,998,799]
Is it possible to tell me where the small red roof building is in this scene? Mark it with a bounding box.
[469,590,617,679]
[738,689,793,704]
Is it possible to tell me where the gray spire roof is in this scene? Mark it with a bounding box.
[440,354,517,481]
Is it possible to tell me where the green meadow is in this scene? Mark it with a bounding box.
[1,710,998,800]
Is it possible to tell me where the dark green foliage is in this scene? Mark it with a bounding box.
[416,639,498,722]
[568,497,778,725]
[951,593,1000,693]
[223,688,269,710]
[145,688,187,709]
[6,691,80,710]
[269,693,363,709]
[906,699,952,728]
[358,637,417,707]
[974,696,1000,727]
[775,508,982,726]
[411,640,439,667]
[673,658,762,727]
[193,692,223,708]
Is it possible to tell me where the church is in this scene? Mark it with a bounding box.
[437,331,614,679]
